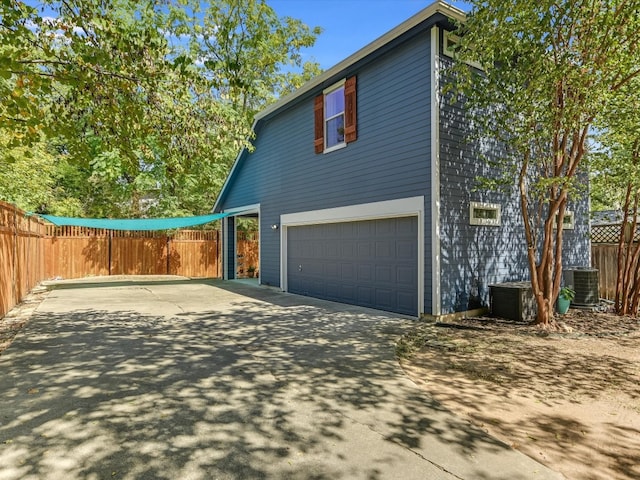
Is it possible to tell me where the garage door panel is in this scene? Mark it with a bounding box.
[357,264,373,281]
[325,262,340,279]
[341,241,355,258]
[287,217,418,316]
[341,263,354,279]
[375,289,394,309]
[303,262,321,276]
[326,283,342,300]
[397,240,416,259]
[302,240,314,255]
[397,265,417,284]
[375,264,393,282]
[342,285,356,302]
[375,241,392,259]
[356,286,374,305]
[357,241,372,258]
[376,219,393,234]
[337,222,351,236]
[326,223,341,237]
[309,279,325,296]
[397,216,417,234]
[358,221,374,236]
[326,242,340,258]
[397,291,417,312]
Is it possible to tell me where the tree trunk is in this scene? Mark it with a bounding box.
[615,142,640,315]
[624,193,640,314]
[615,184,633,313]
[520,165,568,325]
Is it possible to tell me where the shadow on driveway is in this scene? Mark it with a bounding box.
[0,278,562,479]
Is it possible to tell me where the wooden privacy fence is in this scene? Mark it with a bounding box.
[1,200,261,318]
[236,231,260,277]
[0,201,47,318]
[591,243,620,301]
[44,228,259,279]
[44,226,223,279]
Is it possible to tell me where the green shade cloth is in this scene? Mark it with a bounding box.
[38,212,232,231]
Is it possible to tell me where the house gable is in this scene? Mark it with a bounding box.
[217,18,438,304]
[214,1,464,213]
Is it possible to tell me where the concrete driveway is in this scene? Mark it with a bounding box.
[0,277,562,480]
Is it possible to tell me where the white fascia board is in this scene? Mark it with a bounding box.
[280,196,424,226]
[224,203,260,215]
[256,1,465,123]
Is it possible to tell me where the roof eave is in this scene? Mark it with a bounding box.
[255,1,465,122]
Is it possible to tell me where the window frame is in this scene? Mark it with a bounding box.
[322,80,347,153]
[443,32,483,70]
[469,201,502,226]
[554,211,575,230]
[314,76,357,154]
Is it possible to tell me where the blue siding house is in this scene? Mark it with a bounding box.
[213,1,590,318]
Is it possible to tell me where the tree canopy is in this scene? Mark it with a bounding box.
[590,75,640,315]
[454,0,640,324]
[0,0,321,216]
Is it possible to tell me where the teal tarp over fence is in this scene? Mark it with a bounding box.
[38,212,232,231]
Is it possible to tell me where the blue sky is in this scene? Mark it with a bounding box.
[267,0,471,69]
[24,0,471,69]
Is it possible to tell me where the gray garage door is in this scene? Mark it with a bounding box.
[287,216,418,316]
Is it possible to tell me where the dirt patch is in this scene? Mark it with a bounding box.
[398,310,640,480]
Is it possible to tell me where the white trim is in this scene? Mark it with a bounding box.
[232,216,238,279]
[469,201,502,226]
[323,143,347,154]
[554,210,575,230]
[280,222,287,292]
[563,211,575,230]
[225,203,260,215]
[222,217,229,280]
[323,79,347,152]
[257,213,262,285]
[280,196,425,315]
[442,31,458,57]
[322,78,346,95]
[281,196,424,226]
[442,32,483,70]
[221,204,261,282]
[430,25,442,317]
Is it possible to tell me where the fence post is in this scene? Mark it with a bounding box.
[108,231,112,276]
[26,216,30,291]
[11,204,17,308]
[216,229,220,278]
[166,235,171,275]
